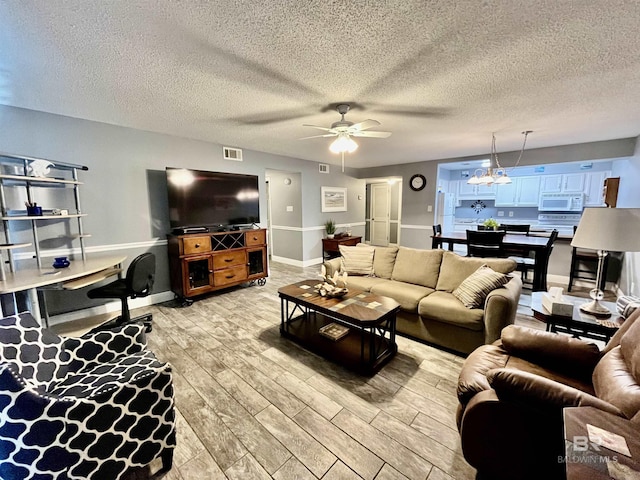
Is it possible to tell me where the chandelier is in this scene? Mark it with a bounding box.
[467,131,532,185]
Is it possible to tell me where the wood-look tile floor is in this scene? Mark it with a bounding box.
[129,262,476,480]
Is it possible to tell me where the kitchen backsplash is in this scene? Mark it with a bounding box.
[455,200,539,222]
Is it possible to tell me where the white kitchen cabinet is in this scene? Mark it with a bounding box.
[540,175,563,193]
[516,176,541,206]
[562,173,586,193]
[494,176,540,207]
[494,182,517,206]
[456,180,496,199]
[540,173,588,194]
[583,171,611,206]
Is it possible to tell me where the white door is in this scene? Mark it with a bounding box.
[371,183,390,246]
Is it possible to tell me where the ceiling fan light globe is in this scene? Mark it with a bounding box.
[330,135,358,154]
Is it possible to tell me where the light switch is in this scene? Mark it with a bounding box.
[427,205,433,212]
[286,206,293,212]
[509,211,514,217]
[497,211,504,217]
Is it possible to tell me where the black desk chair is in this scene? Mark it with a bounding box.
[511,230,558,290]
[87,253,155,331]
[466,230,505,258]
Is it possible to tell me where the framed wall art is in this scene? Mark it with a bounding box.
[321,186,347,212]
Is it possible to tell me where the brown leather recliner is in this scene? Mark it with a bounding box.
[456,308,640,480]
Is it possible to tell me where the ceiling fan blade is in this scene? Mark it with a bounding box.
[302,124,334,132]
[351,130,392,138]
[349,119,381,131]
[299,133,337,140]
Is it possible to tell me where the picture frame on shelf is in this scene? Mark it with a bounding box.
[321,186,347,212]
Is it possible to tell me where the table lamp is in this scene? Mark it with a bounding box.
[571,208,640,317]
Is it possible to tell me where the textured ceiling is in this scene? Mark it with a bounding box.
[1,1,639,169]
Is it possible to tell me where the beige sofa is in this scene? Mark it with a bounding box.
[323,246,522,355]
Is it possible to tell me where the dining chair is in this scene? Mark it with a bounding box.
[432,224,442,236]
[500,224,530,234]
[511,229,558,290]
[466,230,506,257]
[501,224,531,257]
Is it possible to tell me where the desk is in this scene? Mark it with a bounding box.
[322,236,362,259]
[0,255,126,325]
[432,231,551,291]
[564,407,640,479]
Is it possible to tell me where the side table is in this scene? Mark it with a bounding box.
[530,291,623,343]
[322,235,362,259]
[564,406,640,479]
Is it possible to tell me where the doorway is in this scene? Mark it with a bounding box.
[370,183,390,246]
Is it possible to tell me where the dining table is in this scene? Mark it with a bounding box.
[431,231,552,291]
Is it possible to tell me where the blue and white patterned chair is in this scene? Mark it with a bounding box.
[0,312,176,480]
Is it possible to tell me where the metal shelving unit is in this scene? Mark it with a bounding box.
[0,152,89,272]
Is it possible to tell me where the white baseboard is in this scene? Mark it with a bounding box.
[48,290,175,326]
[271,256,324,268]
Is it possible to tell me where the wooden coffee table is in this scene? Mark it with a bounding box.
[531,292,623,343]
[278,280,400,374]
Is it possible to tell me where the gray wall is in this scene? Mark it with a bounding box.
[0,105,365,314]
[1,102,638,313]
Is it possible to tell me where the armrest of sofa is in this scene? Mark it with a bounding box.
[323,257,342,277]
[483,275,522,344]
[500,325,601,381]
[457,344,509,406]
[487,368,623,416]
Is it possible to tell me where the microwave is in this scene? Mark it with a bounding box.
[538,193,584,212]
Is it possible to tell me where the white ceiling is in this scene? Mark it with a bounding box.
[1,1,639,169]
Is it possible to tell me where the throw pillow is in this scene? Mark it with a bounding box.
[340,244,374,276]
[391,247,443,288]
[453,265,510,309]
[358,244,398,279]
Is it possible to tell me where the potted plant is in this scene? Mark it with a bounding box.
[483,218,500,230]
[325,219,336,239]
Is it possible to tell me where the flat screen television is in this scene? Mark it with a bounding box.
[166,167,260,230]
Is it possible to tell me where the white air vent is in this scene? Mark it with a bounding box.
[223,147,243,161]
[319,163,330,174]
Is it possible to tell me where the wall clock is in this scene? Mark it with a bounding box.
[409,174,427,191]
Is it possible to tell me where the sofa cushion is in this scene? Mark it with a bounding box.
[391,247,443,288]
[358,244,398,279]
[346,275,387,292]
[453,265,510,309]
[370,280,434,313]
[436,251,516,292]
[620,309,640,382]
[591,346,640,419]
[418,291,484,331]
[340,244,374,276]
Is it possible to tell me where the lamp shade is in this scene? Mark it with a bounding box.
[571,208,640,252]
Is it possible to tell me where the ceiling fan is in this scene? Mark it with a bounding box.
[301,103,391,171]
